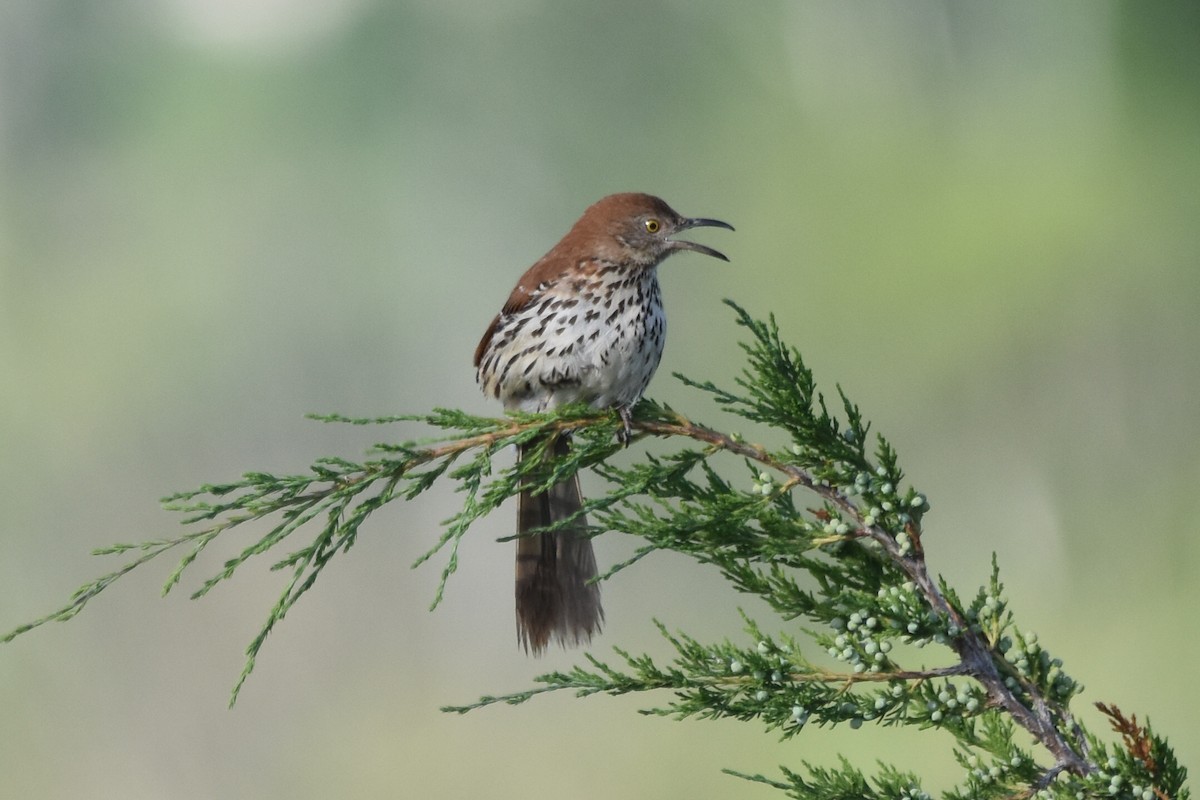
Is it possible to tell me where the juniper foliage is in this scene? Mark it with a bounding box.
[2,301,1187,800]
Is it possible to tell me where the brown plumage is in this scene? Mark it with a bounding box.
[474,193,733,654]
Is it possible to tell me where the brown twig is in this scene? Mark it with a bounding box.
[629,415,1096,780]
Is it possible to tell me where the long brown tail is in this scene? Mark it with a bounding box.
[514,437,603,654]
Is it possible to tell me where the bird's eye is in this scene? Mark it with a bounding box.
[644,218,661,233]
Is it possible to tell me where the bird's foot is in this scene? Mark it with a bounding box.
[616,405,634,447]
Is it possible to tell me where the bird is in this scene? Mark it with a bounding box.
[473,192,733,654]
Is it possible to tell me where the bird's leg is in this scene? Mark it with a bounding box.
[616,405,634,447]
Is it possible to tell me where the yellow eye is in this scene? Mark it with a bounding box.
[644,218,661,233]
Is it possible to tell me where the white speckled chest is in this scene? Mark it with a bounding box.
[477,265,666,413]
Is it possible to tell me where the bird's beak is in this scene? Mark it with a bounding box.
[670,217,735,262]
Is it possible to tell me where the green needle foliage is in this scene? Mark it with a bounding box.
[2,301,1188,800]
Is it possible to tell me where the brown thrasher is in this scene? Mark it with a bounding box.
[473,193,733,654]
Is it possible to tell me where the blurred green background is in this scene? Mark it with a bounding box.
[2,2,1197,797]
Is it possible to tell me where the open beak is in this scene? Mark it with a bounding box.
[669,217,735,262]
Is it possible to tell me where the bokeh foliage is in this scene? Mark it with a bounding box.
[1,3,1197,798]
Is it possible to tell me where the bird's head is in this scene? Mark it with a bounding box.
[571,193,734,268]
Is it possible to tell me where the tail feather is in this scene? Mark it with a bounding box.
[514,437,603,654]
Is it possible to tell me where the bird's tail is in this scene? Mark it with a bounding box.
[514,436,603,654]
